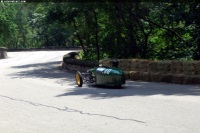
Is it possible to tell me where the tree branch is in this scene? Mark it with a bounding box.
[142,17,185,42]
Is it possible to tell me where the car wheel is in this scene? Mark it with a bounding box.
[75,71,83,87]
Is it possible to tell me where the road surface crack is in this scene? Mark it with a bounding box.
[0,95,146,124]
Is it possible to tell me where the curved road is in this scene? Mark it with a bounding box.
[0,51,200,133]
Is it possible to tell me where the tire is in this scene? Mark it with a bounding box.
[75,71,83,87]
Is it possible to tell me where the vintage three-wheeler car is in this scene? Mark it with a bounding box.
[75,60,125,88]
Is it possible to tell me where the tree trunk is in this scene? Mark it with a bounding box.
[195,37,200,60]
[22,30,26,48]
[73,20,86,54]
[92,9,100,61]
[114,4,123,58]
[141,34,148,59]
[127,6,137,58]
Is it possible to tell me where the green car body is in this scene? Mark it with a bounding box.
[75,61,126,88]
[89,66,126,86]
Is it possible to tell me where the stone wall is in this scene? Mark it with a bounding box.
[62,57,200,85]
[99,59,200,85]
[7,46,82,52]
[0,47,7,59]
[62,62,94,72]
[62,58,99,72]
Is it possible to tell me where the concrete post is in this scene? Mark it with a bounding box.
[0,47,7,59]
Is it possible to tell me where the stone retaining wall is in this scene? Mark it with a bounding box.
[99,59,200,85]
[62,58,200,85]
[7,46,82,52]
[0,47,7,59]
[62,62,94,72]
[62,58,98,72]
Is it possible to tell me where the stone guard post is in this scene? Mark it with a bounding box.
[0,47,7,59]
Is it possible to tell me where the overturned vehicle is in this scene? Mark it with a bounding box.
[75,60,126,88]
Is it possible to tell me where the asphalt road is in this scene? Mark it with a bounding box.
[0,51,200,133]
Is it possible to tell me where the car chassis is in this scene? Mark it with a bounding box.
[75,60,126,88]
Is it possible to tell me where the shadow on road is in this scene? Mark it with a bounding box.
[8,61,76,86]
[56,81,200,98]
[8,61,200,98]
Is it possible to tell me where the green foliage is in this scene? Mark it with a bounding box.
[0,2,199,60]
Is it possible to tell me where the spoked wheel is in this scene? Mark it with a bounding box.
[75,71,83,87]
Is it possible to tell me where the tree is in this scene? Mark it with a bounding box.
[0,2,199,61]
